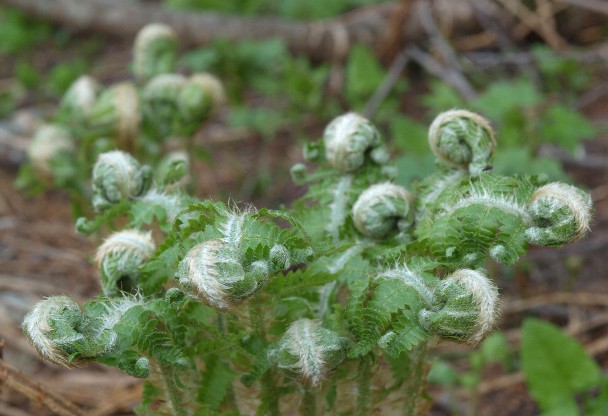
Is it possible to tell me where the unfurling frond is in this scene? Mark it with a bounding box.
[428,109,495,176]
[419,269,499,344]
[268,319,347,388]
[525,182,593,246]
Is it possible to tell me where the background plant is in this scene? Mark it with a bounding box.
[14,22,225,217]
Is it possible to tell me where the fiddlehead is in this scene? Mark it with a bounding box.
[351,182,413,240]
[419,269,499,344]
[268,319,347,388]
[87,82,141,151]
[323,112,387,173]
[95,229,156,296]
[91,150,152,211]
[525,182,593,246]
[27,124,74,180]
[428,109,496,176]
[133,23,178,83]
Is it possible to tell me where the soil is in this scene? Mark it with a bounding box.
[2,20,608,416]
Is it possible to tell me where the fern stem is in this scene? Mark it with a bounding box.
[150,358,186,416]
[403,343,429,416]
[301,389,317,416]
[327,175,353,243]
[356,357,371,416]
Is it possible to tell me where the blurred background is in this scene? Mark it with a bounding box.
[1,0,608,414]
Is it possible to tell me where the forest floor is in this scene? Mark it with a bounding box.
[2,20,608,416]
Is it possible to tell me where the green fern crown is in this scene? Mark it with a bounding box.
[268,319,347,388]
[419,269,499,344]
[133,23,178,83]
[91,150,152,211]
[95,229,156,296]
[428,109,496,176]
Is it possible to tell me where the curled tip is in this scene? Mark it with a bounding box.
[95,230,156,296]
[352,182,413,239]
[88,83,141,151]
[323,112,386,172]
[420,269,499,345]
[428,109,496,176]
[60,75,99,119]
[91,150,152,211]
[525,182,593,246]
[175,240,248,311]
[28,124,74,179]
[22,296,86,367]
[268,319,347,388]
[133,23,178,82]
[190,73,226,111]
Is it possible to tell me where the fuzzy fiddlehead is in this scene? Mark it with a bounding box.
[95,230,156,296]
[27,124,75,180]
[352,182,413,240]
[58,75,99,125]
[525,182,593,247]
[323,112,387,173]
[428,109,496,176]
[176,239,256,311]
[22,296,117,367]
[133,23,178,83]
[419,269,499,344]
[268,319,347,388]
[190,72,226,112]
[87,82,141,151]
[91,150,152,211]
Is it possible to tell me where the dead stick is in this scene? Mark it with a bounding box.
[0,358,85,416]
[363,50,409,119]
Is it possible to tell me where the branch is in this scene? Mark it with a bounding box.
[0,0,480,61]
[0,358,85,416]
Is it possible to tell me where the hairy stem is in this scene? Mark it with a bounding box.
[150,358,186,416]
[301,389,317,416]
[327,175,353,243]
[356,357,371,416]
[403,343,429,416]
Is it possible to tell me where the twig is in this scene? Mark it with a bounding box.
[363,50,409,119]
[406,45,477,100]
[494,0,567,50]
[0,358,85,416]
[502,292,608,314]
[556,0,608,15]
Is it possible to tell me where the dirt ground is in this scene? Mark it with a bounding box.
[2,29,608,416]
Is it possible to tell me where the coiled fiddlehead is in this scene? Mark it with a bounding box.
[428,109,496,176]
[268,319,347,388]
[175,239,266,311]
[88,82,141,151]
[22,296,118,367]
[351,182,413,239]
[95,230,156,296]
[58,75,99,125]
[27,124,74,180]
[323,112,387,172]
[419,269,499,344]
[91,150,152,211]
[525,182,593,247]
[133,23,178,83]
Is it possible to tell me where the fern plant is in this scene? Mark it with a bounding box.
[21,109,592,415]
[16,23,225,216]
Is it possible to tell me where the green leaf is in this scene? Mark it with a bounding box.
[521,318,600,412]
